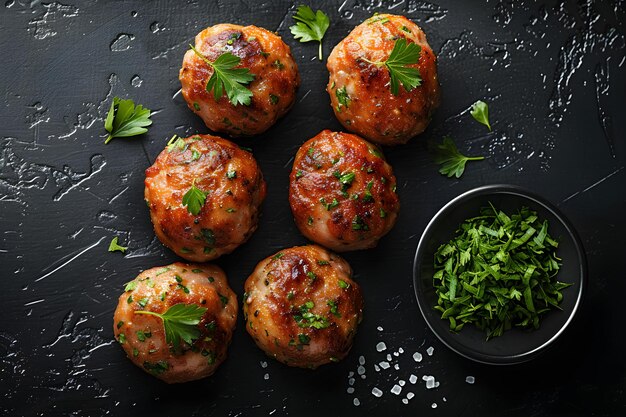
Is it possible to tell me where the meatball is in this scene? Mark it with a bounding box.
[327,14,440,145]
[113,263,238,383]
[180,23,300,137]
[145,134,266,261]
[289,130,400,252]
[243,245,363,368]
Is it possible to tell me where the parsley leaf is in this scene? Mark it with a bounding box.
[135,303,207,347]
[470,100,492,131]
[335,86,350,111]
[290,5,330,60]
[433,136,484,178]
[362,38,422,95]
[182,179,208,215]
[108,237,127,253]
[104,97,152,144]
[189,45,255,106]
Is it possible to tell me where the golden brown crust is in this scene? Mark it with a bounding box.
[180,24,300,136]
[144,134,266,261]
[289,130,399,251]
[243,245,363,368]
[113,263,237,383]
[327,14,440,145]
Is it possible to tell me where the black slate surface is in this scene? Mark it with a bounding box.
[1,0,625,416]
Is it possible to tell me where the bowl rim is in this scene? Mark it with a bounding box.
[412,184,587,365]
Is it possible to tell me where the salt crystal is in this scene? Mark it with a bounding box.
[379,361,390,369]
[394,364,400,370]
[376,342,387,352]
[371,387,383,397]
[443,397,447,402]
[466,376,475,384]
[409,375,418,384]
[435,381,440,388]
[377,326,383,331]
[426,378,435,389]
[349,377,355,386]
[353,398,360,406]
[374,364,380,372]
[407,392,415,400]
[431,402,437,409]
[357,365,365,375]
[398,347,404,354]
[386,354,392,361]
[398,380,405,387]
[260,361,267,368]
[264,373,269,380]
[393,351,399,357]
[402,399,408,404]
[361,374,366,380]
[348,371,354,378]
[391,384,402,395]
[413,352,422,362]
[359,356,365,365]
[347,387,355,394]
[422,375,429,381]
[427,346,434,356]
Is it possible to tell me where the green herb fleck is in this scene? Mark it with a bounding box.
[103,97,152,144]
[108,237,127,253]
[470,100,491,131]
[135,303,207,347]
[182,179,208,215]
[433,136,485,178]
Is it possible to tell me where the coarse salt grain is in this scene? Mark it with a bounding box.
[398,347,404,354]
[413,352,422,362]
[361,374,366,380]
[353,398,360,406]
[393,351,399,357]
[466,376,475,384]
[391,384,402,395]
[394,364,400,370]
[377,326,383,331]
[372,387,383,397]
[407,392,415,400]
[426,377,435,389]
[379,361,390,369]
[260,361,267,368]
[432,402,437,409]
[409,375,418,384]
[386,354,392,361]
[399,380,405,387]
[357,365,365,375]
[349,377,355,386]
[376,342,387,352]
[264,373,269,380]
[348,371,354,378]
[427,346,434,356]
[402,398,408,404]
[359,356,365,365]
[347,387,354,394]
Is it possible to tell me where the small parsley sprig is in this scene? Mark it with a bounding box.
[290,5,330,60]
[182,179,208,215]
[362,38,422,95]
[470,100,492,131]
[433,136,484,178]
[189,45,255,106]
[108,237,127,253]
[104,97,152,144]
[135,303,207,347]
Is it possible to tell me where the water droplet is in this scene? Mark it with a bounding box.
[110,33,135,52]
[131,75,143,88]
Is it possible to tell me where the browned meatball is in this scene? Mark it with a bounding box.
[327,14,440,145]
[289,130,400,252]
[144,134,266,261]
[113,263,237,383]
[243,245,363,368]
[180,24,300,137]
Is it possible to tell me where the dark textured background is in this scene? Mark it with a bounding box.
[1,0,625,416]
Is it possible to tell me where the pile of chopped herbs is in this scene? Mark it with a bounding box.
[432,203,571,339]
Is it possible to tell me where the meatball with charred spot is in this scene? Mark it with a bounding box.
[113,263,237,383]
[180,24,300,137]
[327,14,440,145]
[244,245,363,369]
[145,134,266,262]
[289,130,400,252]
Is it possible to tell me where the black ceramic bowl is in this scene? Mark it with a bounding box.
[413,185,586,365]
